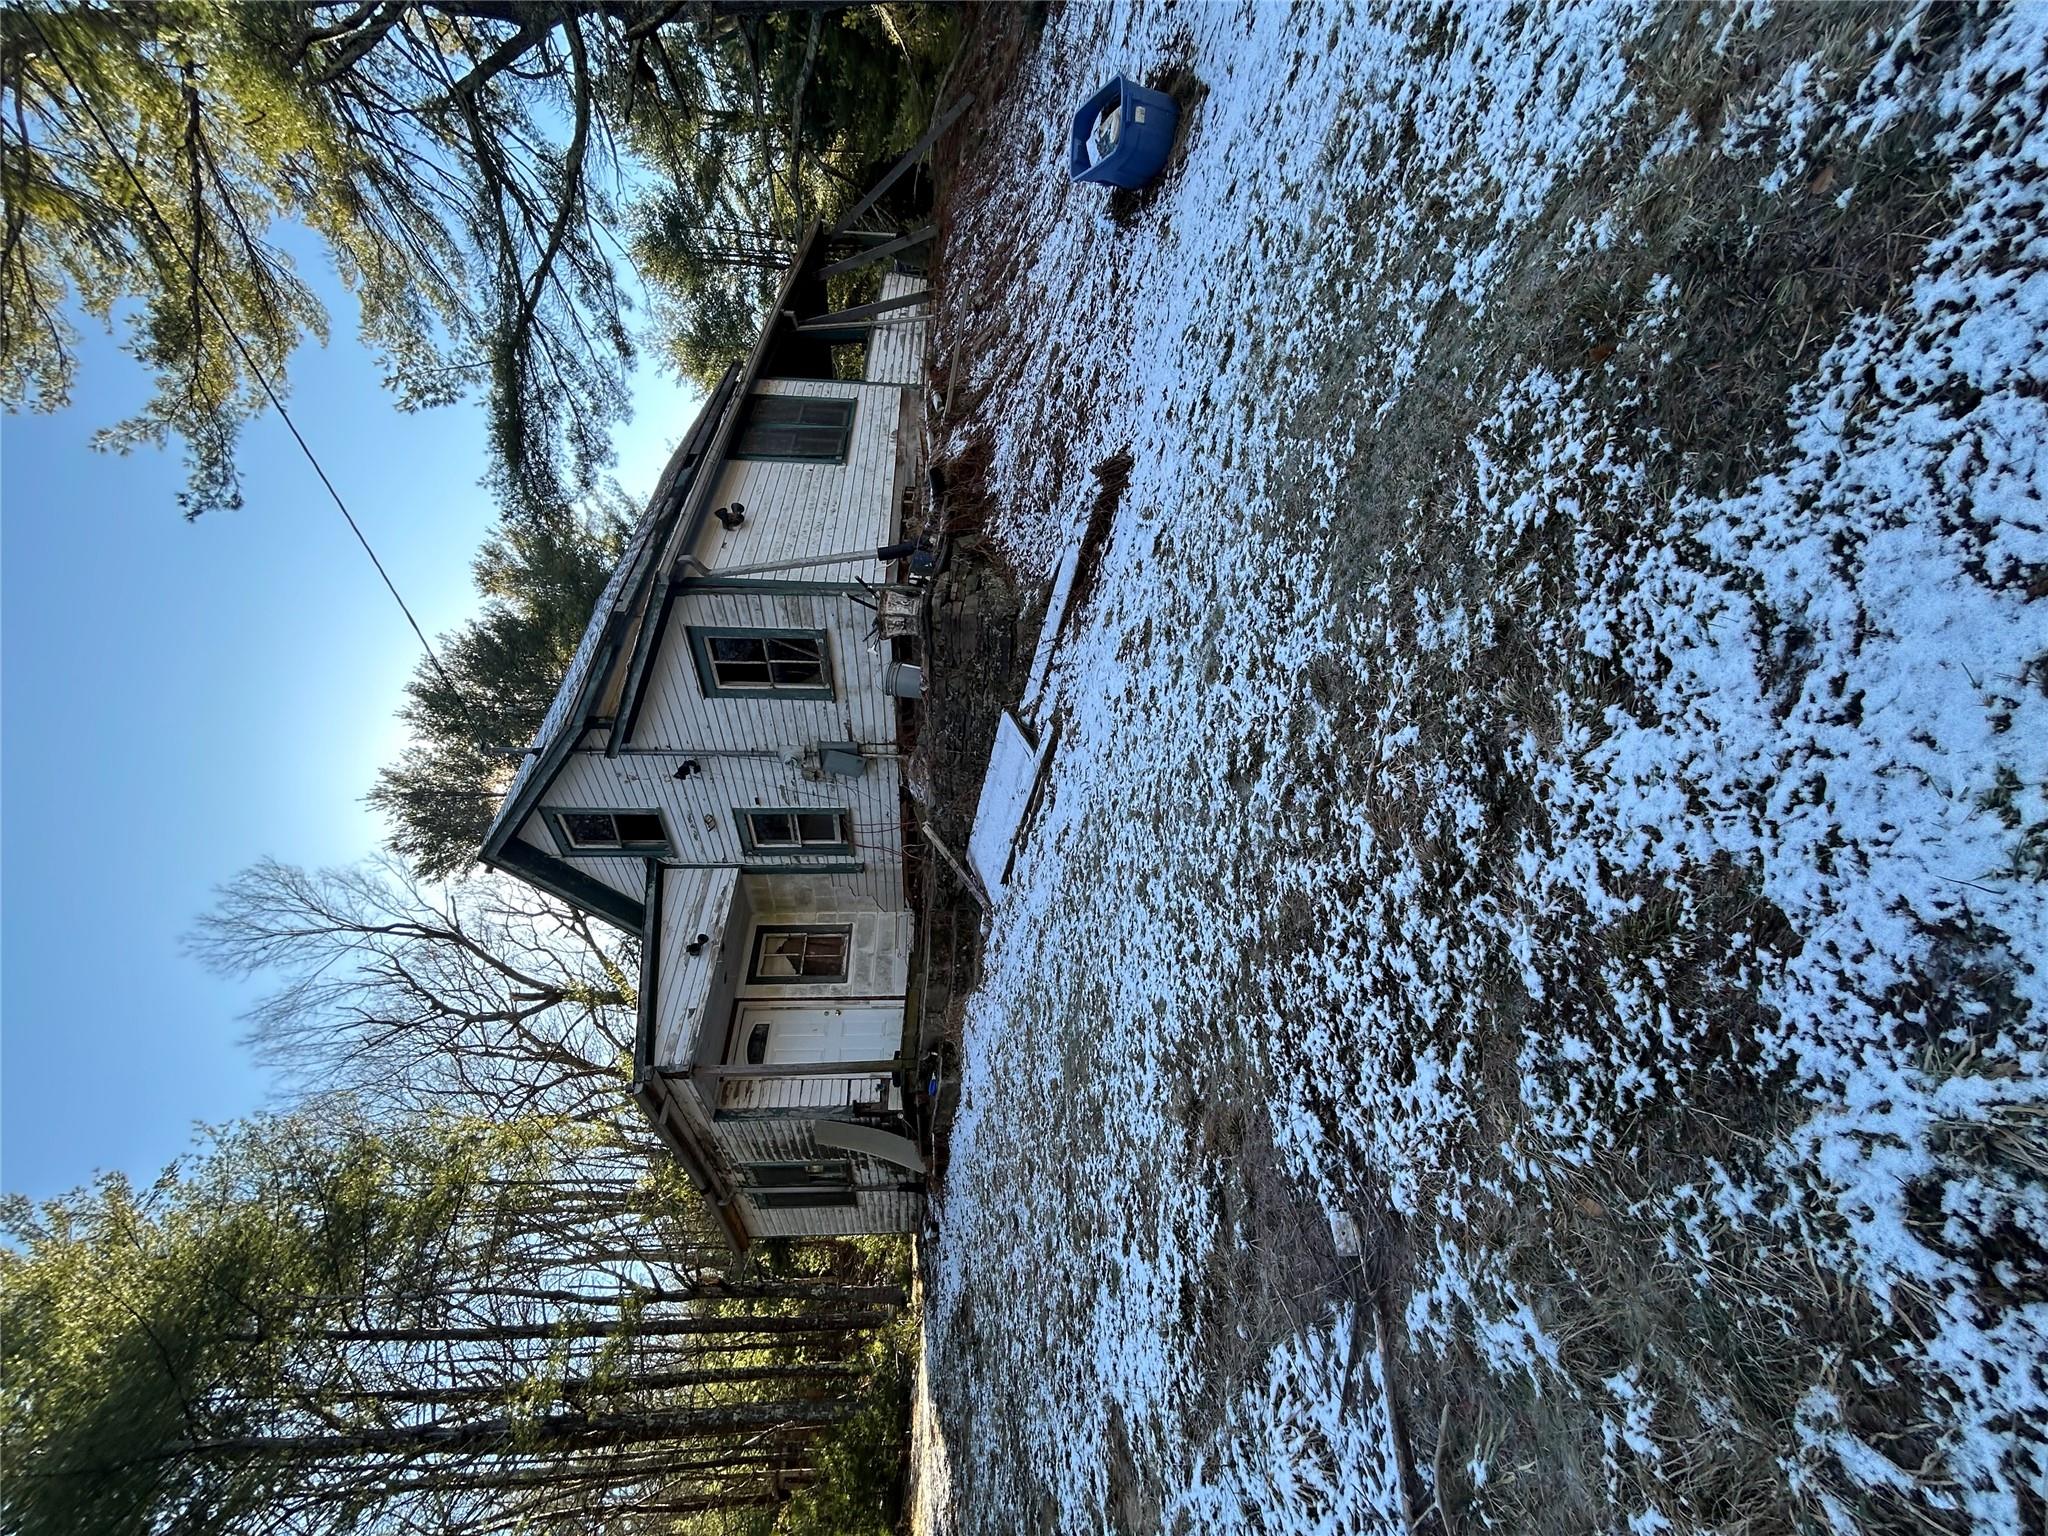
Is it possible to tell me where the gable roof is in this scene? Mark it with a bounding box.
[475,223,831,928]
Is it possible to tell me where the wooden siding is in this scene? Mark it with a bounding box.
[685,379,911,586]
[517,746,906,911]
[863,272,927,387]
[650,866,738,1069]
[714,1115,921,1237]
[718,1072,897,1115]
[636,590,896,751]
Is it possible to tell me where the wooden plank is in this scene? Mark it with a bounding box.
[817,225,937,278]
[793,289,930,332]
[828,94,974,236]
[695,1059,902,1081]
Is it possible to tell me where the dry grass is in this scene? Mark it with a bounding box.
[914,5,2029,1534]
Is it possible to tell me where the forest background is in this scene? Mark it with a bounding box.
[1,5,962,1532]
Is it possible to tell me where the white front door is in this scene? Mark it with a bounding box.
[720,1003,903,1115]
[735,1002,901,1065]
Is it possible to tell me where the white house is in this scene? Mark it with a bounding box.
[480,225,930,1251]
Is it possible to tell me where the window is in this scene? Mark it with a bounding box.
[732,394,856,462]
[689,627,833,700]
[751,1188,859,1209]
[545,809,671,856]
[738,808,851,857]
[749,925,852,984]
[740,1160,857,1209]
[741,1159,853,1188]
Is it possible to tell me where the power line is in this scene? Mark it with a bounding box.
[22,8,457,693]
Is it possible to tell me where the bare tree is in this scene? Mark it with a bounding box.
[190,856,639,1131]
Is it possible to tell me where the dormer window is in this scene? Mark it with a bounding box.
[546,809,672,856]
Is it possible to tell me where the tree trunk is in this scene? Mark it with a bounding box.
[328,1361,864,1406]
[171,1399,859,1460]
[234,1308,892,1345]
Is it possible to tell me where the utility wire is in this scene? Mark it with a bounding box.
[24,10,457,693]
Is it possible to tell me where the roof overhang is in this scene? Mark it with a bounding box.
[476,222,839,924]
[633,863,750,1250]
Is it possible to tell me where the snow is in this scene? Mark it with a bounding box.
[965,712,1044,900]
[915,3,2048,1533]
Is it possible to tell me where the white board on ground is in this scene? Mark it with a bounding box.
[967,711,1043,901]
[1016,528,1085,726]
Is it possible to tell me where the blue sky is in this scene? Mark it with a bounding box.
[2,280,698,1205]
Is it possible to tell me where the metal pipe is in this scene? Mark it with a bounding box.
[685,546,900,579]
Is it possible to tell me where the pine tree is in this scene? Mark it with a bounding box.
[1,2,958,517]
[0,1111,904,1536]
[364,498,629,876]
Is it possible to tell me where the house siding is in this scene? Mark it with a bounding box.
[684,379,913,586]
[715,1115,921,1238]
[651,866,737,1069]
[864,271,927,388]
[635,590,898,752]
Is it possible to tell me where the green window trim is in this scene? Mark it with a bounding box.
[542,807,675,859]
[687,626,834,701]
[739,1159,854,1189]
[729,393,856,463]
[748,924,854,985]
[749,1187,859,1209]
[736,807,853,858]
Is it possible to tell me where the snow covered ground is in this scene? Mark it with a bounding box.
[915,4,2047,1533]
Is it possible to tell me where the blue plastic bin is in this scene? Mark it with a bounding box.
[1068,75,1181,189]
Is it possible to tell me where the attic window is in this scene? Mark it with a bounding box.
[548,809,671,856]
[731,395,855,462]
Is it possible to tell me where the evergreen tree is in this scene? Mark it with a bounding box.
[1,1,957,516]
[366,497,628,877]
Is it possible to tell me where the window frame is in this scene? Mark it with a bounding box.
[739,1159,858,1210]
[687,626,834,701]
[747,924,854,986]
[542,807,674,858]
[736,807,853,858]
[729,393,857,463]
[750,1187,860,1210]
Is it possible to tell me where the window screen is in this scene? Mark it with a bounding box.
[732,395,855,461]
